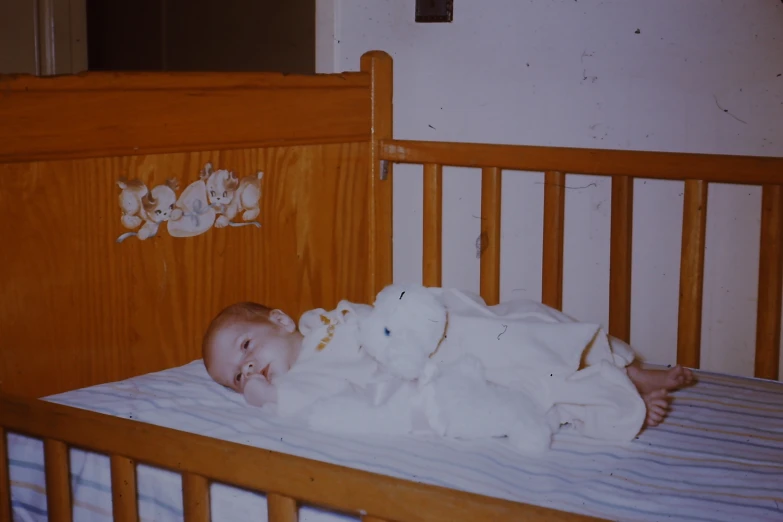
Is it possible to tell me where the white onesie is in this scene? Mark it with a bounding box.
[272,290,646,451]
[428,289,646,442]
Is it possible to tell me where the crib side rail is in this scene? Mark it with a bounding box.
[380,139,783,380]
[0,394,603,522]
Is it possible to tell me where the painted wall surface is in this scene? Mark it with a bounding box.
[317,0,783,377]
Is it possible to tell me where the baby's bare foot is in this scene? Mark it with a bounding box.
[628,364,695,395]
[643,389,670,427]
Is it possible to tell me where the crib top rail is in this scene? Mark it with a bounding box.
[0,69,372,164]
[381,139,783,185]
[0,393,602,522]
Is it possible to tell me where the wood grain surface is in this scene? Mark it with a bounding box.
[0,72,370,163]
[0,143,372,397]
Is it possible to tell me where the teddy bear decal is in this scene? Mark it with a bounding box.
[116,162,263,243]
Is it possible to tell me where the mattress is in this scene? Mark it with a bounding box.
[8,360,783,522]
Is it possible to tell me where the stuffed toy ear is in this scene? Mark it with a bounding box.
[358,284,447,380]
[243,375,277,407]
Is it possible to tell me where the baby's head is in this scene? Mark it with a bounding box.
[202,302,303,395]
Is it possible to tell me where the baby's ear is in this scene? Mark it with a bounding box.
[269,309,296,333]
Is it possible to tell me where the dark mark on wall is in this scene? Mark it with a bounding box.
[582,69,598,84]
[428,124,436,130]
[635,28,641,34]
[497,324,508,340]
[476,232,488,258]
[713,94,748,124]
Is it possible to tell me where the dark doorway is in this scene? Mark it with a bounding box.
[86,0,315,74]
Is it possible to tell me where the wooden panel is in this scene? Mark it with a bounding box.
[44,438,72,522]
[362,517,387,522]
[183,473,210,522]
[609,176,634,342]
[361,51,393,298]
[677,180,708,369]
[480,167,502,305]
[0,72,371,163]
[0,428,10,522]
[423,163,443,287]
[542,171,565,310]
[755,185,783,380]
[110,455,139,522]
[0,143,371,397]
[381,140,783,186]
[268,493,299,522]
[0,395,602,522]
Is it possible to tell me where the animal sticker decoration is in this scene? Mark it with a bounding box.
[116,162,262,243]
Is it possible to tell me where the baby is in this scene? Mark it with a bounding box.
[203,299,694,429]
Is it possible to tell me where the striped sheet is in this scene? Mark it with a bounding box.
[8,360,783,522]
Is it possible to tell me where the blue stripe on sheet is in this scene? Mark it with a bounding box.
[12,501,48,517]
[7,361,783,522]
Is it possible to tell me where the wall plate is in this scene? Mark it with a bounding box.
[415,0,453,23]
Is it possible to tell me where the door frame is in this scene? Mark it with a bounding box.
[37,0,87,75]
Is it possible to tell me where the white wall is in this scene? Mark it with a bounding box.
[317,0,783,377]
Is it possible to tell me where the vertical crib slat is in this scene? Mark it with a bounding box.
[0,428,11,522]
[423,163,443,287]
[182,472,210,522]
[542,170,565,310]
[609,175,634,342]
[480,167,502,305]
[268,493,298,522]
[44,438,72,522]
[677,179,708,369]
[110,455,138,522]
[755,184,783,380]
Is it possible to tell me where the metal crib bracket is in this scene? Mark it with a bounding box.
[380,160,390,181]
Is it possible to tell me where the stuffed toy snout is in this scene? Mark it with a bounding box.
[358,284,447,380]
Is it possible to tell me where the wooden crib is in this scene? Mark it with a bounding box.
[1,50,781,522]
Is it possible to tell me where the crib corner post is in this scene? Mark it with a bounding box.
[361,51,394,298]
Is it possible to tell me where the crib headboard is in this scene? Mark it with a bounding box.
[0,52,394,398]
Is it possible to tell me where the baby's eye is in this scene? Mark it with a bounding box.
[155,210,161,214]
[242,340,250,350]
[170,204,174,209]
[210,191,216,196]
[223,191,227,198]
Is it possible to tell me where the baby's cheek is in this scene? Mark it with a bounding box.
[243,376,277,407]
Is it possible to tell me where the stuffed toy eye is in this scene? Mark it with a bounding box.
[384,327,391,337]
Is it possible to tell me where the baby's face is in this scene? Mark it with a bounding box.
[206,316,300,393]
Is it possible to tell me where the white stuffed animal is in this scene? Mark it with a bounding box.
[356,283,556,454]
[357,284,447,380]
